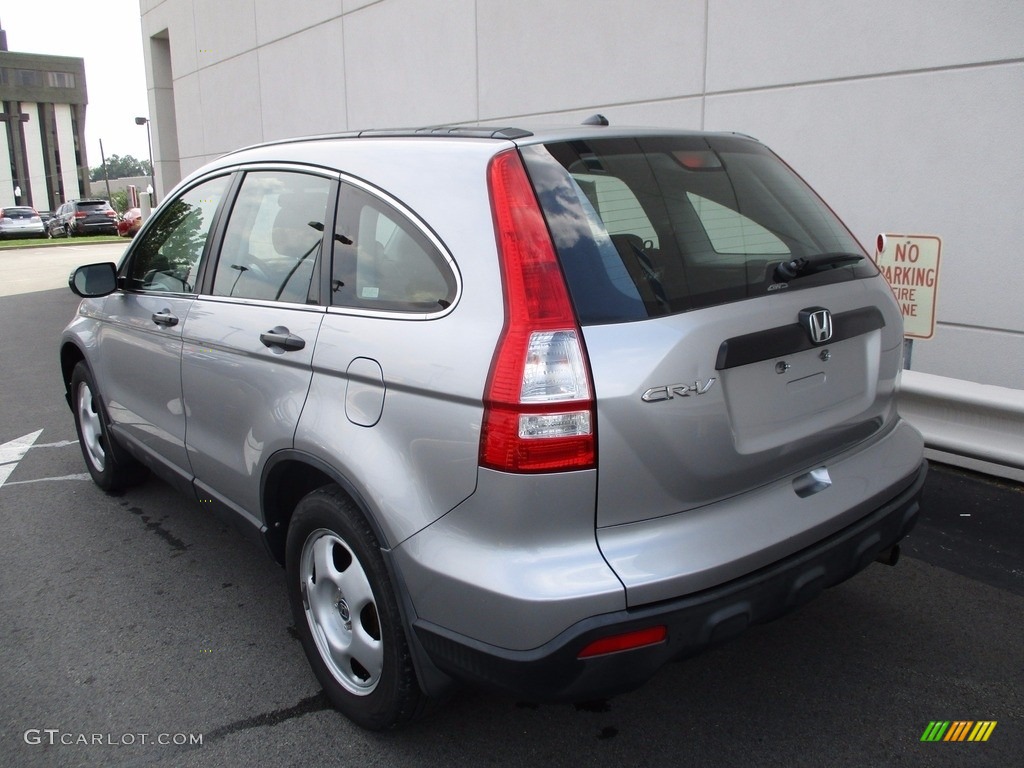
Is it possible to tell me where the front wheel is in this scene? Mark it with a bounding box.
[286,486,427,730]
[70,362,147,490]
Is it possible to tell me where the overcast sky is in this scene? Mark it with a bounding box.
[2,1,150,167]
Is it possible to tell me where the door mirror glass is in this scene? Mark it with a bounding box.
[69,262,117,297]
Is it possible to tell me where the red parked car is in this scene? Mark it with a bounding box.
[117,208,143,237]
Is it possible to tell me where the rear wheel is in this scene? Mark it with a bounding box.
[70,362,147,490]
[286,486,427,730]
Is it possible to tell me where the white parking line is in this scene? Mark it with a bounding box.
[0,429,43,488]
[0,430,87,489]
[33,439,80,449]
[4,473,91,486]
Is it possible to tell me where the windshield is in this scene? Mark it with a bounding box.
[521,135,876,324]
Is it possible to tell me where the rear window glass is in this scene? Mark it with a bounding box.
[521,136,876,324]
[78,201,110,210]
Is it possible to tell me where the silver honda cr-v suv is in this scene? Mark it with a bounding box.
[61,121,926,729]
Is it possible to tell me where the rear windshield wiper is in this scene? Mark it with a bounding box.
[773,252,863,282]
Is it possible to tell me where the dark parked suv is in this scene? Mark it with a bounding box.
[48,199,118,237]
[61,121,926,729]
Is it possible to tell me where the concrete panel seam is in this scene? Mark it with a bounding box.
[704,56,1024,99]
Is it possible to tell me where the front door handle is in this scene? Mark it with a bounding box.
[152,310,178,327]
[259,326,306,352]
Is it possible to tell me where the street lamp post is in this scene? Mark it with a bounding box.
[134,116,156,206]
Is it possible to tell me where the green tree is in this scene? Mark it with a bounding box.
[109,190,129,214]
[89,154,152,182]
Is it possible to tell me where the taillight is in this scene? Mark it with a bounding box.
[75,211,87,218]
[105,210,116,217]
[481,149,596,473]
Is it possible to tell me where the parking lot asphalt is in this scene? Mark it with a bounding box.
[1,252,1021,767]
[907,463,1023,597]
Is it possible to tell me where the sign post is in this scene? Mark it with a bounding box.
[873,234,942,368]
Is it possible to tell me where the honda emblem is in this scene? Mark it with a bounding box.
[800,307,833,345]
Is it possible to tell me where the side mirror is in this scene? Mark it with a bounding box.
[69,262,118,298]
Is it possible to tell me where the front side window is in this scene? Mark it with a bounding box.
[125,175,230,293]
[212,171,332,303]
[331,183,457,313]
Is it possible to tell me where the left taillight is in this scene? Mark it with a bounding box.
[480,149,596,473]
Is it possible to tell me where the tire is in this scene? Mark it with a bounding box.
[286,486,427,730]
[70,362,147,491]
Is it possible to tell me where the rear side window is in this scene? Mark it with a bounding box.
[331,183,457,314]
[521,136,876,324]
[686,193,788,255]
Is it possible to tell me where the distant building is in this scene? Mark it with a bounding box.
[0,21,88,212]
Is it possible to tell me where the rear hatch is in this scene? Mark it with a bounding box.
[520,134,904,528]
[77,200,116,224]
[3,207,38,220]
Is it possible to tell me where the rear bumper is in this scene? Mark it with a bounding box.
[412,459,926,701]
[78,222,118,234]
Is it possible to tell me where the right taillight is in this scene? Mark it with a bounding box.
[481,149,596,473]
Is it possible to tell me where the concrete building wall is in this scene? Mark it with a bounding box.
[139,0,1024,390]
[21,103,47,209]
[53,104,80,204]
[0,120,12,198]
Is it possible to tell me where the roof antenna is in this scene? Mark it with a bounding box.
[581,114,609,126]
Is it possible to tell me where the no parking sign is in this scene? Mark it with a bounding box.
[873,234,942,340]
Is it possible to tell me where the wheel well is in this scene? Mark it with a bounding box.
[60,343,85,403]
[262,460,345,567]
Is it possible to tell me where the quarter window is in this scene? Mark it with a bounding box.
[212,171,332,303]
[331,184,456,313]
[686,193,788,256]
[125,175,230,293]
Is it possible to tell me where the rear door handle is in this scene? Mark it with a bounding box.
[152,310,178,327]
[259,326,306,352]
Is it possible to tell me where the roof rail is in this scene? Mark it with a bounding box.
[221,125,534,157]
[355,126,533,140]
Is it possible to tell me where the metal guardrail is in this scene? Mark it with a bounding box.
[898,370,1024,483]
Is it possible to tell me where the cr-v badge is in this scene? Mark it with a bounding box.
[641,379,716,402]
